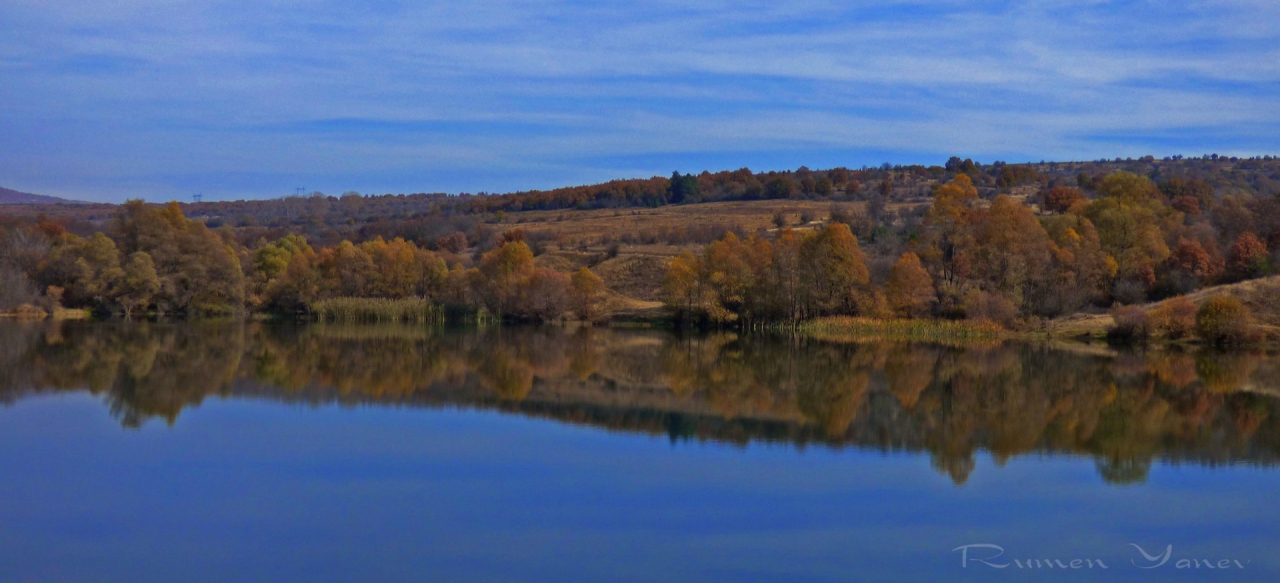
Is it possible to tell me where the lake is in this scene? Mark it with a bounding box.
[1,320,1278,581]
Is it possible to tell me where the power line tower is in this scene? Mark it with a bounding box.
[192,192,203,203]
[294,187,306,197]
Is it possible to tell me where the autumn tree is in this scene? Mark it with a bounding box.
[474,240,535,317]
[968,195,1059,315]
[1164,238,1222,291]
[39,232,122,309]
[1226,232,1269,281]
[798,223,869,317]
[1082,173,1174,296]
[112,200,245,314]
[1043,186,1085,213]
[662,250,703,323]
[521,268,570,321]
[570,267,606,321]
[919,174,979,305]
[885,252,934,317]
[115,252,160,317]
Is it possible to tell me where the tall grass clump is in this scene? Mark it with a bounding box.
[800,316,1004,346]
[309,297,443,324]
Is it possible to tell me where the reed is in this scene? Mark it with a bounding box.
[309,297,443,324]
[800,316,1004,345]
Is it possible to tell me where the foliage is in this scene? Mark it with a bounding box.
[570,267,606,321]
[1195,296,1255,345]
[885,252,934,317]
[1108,305,1150,341]
[661,225,869,324]
[1226,232,1269,282]
[1148,296,1197,339]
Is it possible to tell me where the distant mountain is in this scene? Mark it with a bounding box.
[0,186,83,205]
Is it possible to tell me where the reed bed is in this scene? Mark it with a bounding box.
[309,297,443,324]
[800,316,1004,346]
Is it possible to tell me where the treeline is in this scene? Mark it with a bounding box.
[665,171,1278,334]
[10,155,1279,256]
[0,201,606,321]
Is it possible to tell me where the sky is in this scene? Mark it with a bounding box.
[2,1,1279,202]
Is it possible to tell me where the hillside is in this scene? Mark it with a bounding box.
[1051,276,1280,339]
[2,155,1279,329]
[0,186,80,205]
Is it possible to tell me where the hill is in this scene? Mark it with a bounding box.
[0,186,81,205]
[1051,276,1280,339]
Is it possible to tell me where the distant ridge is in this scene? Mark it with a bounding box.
[0,186,83,205]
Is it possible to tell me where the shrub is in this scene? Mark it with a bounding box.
[1195,296,1255,345]
[963,291,1018,329]
[1108,305,1149,341]
[13,304,48,319]
[1148,296,1196,339]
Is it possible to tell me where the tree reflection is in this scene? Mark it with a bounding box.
[2,321,1279,485]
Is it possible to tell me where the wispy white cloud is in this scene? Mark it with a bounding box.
[0,0,1277,201]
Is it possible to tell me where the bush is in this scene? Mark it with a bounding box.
[963,291,1018,329]
[1108,305,1149,341]
[1148,296,1196,339]
[1195,296,1255,345]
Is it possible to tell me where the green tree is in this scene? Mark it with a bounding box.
[114,252,160,317]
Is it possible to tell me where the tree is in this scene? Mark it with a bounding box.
[662,250,702,322]
[798,223,869,316]
[520,268,570,321]
[1082,173,1172,289]
[815,175,833,196]
[968,195,1059,314]
[667,171,700,204]
[474,240,535,317]
[765,176,796,199]
[253,234,311,281]
[39,232,122,308]
[435,231,468,253]
[919,174,979,301]
[1166,238,1219,282]
[570,267,606,321]
[1044,186,1085,213]
[885,252,934,317]
[1226,232,1268,281]
[114,252,160,317]
[112,200,245,314]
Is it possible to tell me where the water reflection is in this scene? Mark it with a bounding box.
[3,320,1278,485]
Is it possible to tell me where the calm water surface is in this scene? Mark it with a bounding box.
[1,321,1278,581]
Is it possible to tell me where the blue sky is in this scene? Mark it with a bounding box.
[2,0,1278,202]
